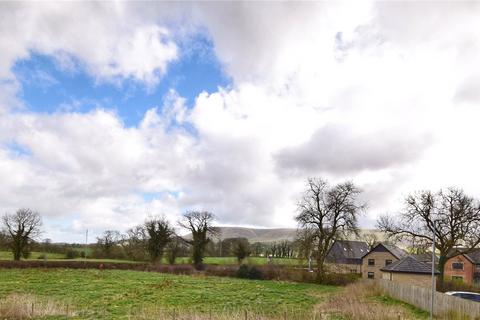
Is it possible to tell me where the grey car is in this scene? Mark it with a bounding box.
[445,291,480,302]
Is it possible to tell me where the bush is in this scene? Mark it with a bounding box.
[320,273,360,286]
[236,265,263,280]
[438,279,480,294]
[65,249,79,259]
[37,254,47,260]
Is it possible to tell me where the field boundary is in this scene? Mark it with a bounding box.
[377,279,480,318]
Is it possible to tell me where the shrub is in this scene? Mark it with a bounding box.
[205,265,237,278]
[37,254,47,260]
[438,279,480,294]
[320,273,360,286]
[65,249,79,259]
[236,265,263,280]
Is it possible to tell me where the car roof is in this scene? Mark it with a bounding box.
[446,291,480,295]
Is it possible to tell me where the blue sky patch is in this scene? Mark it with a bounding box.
[12,34,231,127]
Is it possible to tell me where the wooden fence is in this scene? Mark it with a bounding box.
[377,279,480,318]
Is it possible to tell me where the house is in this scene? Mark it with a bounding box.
[361,242,407,279]
[381,255,439,288]
[444,248,480,285]
[325,240,369,273]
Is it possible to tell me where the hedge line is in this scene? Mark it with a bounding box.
[0,260,359,286]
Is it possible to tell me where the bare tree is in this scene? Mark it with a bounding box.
[144,217,174,263]
[295,227,317,260]
[361,232,379,251]
[296,178,365,281]
[232,238,250,263]
[166,235,188,265]
[121,226,147,261]
[96,230,121,258]
[2,208,42,261]
[178,211,219,269]
[377,188,480,286]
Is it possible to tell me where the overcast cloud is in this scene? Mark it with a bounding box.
[1,2,480,241]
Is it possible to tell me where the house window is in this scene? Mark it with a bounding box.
[367,272,375,279]
[452,276,463,282]
[385,260,392,266]
[452,262,464,270]
[368,259,375,266]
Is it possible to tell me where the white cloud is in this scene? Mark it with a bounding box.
[0,2,178,101]
[2,2,480,241]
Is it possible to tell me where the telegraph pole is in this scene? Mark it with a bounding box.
[84,229,88,263]
[430,222,436,320]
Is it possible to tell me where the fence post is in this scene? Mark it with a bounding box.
[31,302,34,316]
[244,309,247,320]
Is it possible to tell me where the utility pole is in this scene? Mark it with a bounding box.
[430,222,436,320]
[84,229,88,263]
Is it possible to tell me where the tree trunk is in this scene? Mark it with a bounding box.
[437,254,447,290]
[315,256,326,283]
[12,237,22,261]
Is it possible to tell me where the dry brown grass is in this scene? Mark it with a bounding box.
[317,281,425,320]
[0,293,72,319]
[126,307,320,320]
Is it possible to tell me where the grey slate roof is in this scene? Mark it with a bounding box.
[412,253,437,263]
[465,248,480,264]
[450,248,480,264]
[326,240,369,265]
[381,255,439,274]
[382,243,408,259]
[361,242,407,260]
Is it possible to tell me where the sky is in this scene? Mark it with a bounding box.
[1,2,480,242]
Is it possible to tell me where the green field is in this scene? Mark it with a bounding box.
[0,251,307,266]
[0,268,335,319]
[0,251,66,260]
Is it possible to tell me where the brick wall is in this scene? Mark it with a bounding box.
[326,262,361,274]
[362,251,397,279]
[444,254,474,285]
[382,272,435,288]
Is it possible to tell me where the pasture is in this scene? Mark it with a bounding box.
[0,251,307,266]
[0,268,334,319]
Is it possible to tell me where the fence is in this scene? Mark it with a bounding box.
[377,279,480,318]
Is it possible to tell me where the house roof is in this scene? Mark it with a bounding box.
[450,248,480,264]
[412,253,437,263]
[326,240,369,265]
[381,255,439,274]
[362,242,407,260]
[466,249,480,264]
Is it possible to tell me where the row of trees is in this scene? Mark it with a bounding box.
[296,178,480,286]
[0,208,300,265]
[96,232,298,263]
[94,211,220,269]
[0,209,221,269]
[4,178,480,286]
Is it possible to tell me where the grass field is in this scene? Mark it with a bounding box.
[0,251,66,260]
[0,268,336,319]
[0,251,307,266]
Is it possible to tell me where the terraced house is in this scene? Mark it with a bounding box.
[444,248,480,285]
[361,243,407,279]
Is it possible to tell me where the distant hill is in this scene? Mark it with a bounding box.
[215,227,297,242]
[205,227,389,244]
